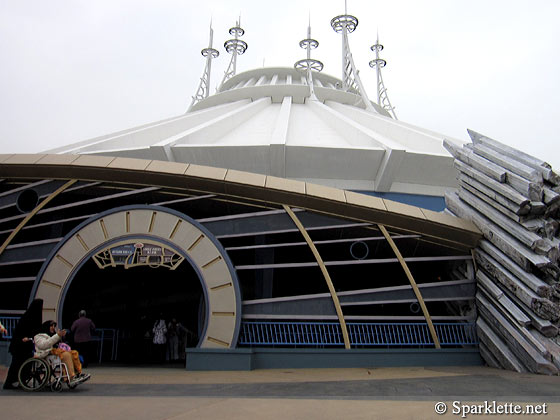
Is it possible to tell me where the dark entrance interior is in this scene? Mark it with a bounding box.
[62,257,204,364]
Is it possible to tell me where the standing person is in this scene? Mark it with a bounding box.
[152,314,167,362]
[166,318,179,361]
[0,321,7,336]
[3,299,43,390]
[176,320,189,360]
[71,310,96,367]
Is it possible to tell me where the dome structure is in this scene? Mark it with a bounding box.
[44,20,464,209]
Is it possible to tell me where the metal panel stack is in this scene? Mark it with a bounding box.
[444,129,560,375]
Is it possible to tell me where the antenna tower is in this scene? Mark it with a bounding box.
[294,21,323,98]
[370,35,397,119]
[330,2,375,112]
[188,23,220,111]
[219,19,247,88]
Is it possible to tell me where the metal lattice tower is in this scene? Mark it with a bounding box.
[188,23,220,111]
[294,22,323,98]
[219,19,247,88]
[330,4,376,113]
[370,35,397,119]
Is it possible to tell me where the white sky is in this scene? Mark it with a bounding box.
[1,1,559,168]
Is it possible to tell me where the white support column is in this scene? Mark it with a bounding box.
[331,11,376,113]
[243,77,257,87]
[188,24,219,111]
[374,149,406,192]
[269,96,292,177]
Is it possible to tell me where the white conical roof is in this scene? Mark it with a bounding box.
[45,66,464,196]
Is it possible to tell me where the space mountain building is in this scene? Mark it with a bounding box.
[1,10,559,373]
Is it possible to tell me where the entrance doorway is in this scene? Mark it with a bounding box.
[61,257,204,364]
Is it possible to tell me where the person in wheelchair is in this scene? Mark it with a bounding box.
[34,320,90,386]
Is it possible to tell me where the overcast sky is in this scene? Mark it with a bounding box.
[1,1,559,168]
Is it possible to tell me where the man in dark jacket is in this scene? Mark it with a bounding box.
[71,310,96,367]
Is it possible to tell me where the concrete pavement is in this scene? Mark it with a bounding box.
[1,364,559,419]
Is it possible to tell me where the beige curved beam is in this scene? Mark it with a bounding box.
[0,179,77,257]
[378,224,441,348]
[283,205,351,349]
[0,155,482,251]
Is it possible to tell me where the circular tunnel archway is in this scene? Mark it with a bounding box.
[62,248,204,363]
[31,206,241,353]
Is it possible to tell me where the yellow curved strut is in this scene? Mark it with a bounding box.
[378,224,441,349]
[283,205,351,349]
[0,179,77,257]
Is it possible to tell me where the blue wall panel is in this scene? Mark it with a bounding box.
[355,191,446,212]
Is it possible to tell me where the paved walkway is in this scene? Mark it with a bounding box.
[1,364,559,419]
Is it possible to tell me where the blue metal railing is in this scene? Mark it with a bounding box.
[0,316,20,339]
[1,316,119,362]
[3,316,478,348]
[238,321,478,347]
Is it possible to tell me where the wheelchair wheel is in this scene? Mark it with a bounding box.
[51,380,63,392]
[18,358,51,392]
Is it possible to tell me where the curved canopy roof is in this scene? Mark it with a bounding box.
[0,153,480,250]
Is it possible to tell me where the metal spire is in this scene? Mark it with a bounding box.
[188,22,220,111]
[219,18,247,88]
[294,19,323,98]
[330,4,376,112]
[370,33,398,119]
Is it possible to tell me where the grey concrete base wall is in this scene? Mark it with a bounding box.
[185,347,482,371]
[0,341,11,366]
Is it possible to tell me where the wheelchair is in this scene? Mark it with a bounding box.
[17,354,80,392]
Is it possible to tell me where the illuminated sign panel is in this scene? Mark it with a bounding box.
[93,242,184,270]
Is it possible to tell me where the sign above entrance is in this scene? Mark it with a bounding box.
[92,242,184,270]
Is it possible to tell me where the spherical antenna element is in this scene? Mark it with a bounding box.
[224,39,248,55]
[369,58,386,68]
[294,58,324,72]
[224,23,247,56]
[220,20,247,87]
[229,26,244,37]
[299,38,319,50]
[295,25,323,73]
[201,47,219,58]
[371,42,384,53]
[330,15,358,33]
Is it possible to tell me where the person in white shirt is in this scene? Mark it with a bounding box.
[34,320,89,385]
